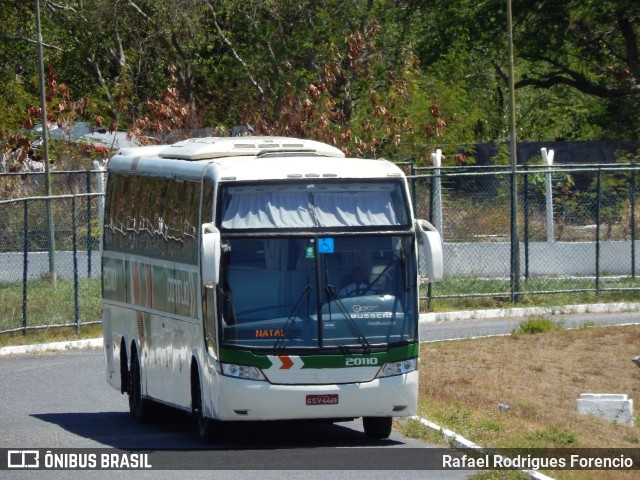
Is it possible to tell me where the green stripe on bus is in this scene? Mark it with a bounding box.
[218,349,274,369]
[219,343,418,369]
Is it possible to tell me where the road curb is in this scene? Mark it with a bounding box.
[0,337,103,356]
[419,302,640,323]
[411,416,556,480]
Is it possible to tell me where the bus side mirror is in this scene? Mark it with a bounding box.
[201,223,221,287]
[416,219,443,283]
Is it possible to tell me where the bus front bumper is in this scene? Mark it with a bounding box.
[215,370,418,421]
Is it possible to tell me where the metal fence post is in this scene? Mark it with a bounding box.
[596,168,602,294]
[507,0,521,303]
[510,162,521,302]
[36,0,57,284]
[22,199,29,334]
[410,160,417,214]
[86,170,93,278]
[427,163,435,311]
[523,164,530,280]
[631,166,636,280]
[72,196,80,332]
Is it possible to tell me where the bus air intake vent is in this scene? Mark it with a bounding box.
[256,149,317,158]
[157,136,345,160]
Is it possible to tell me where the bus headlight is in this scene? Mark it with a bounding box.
[377,358,417,378]
[221,363,266,381]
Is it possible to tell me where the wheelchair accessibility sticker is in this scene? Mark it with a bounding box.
[318,238,334,254]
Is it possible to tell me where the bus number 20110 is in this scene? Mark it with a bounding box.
[345,357,379,366]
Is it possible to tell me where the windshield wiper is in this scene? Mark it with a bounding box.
[324,285,372,353]
[271,284,312,353]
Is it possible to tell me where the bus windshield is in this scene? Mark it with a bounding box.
[217,235,418,351]
[219,181,409,230]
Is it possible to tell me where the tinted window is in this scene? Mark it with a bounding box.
[104,173,201,263]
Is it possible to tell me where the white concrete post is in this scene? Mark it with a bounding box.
[431,149,443,236]
[541,148,555,243]
[93,159,108,223]
[577,394,634,426]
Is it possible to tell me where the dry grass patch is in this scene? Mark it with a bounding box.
[412,325,640,479]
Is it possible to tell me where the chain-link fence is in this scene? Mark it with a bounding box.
[1,164,639,335]
[413,163,640,306]
[0,170,105,334]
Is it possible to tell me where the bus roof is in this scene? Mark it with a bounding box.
[110,136,406,181]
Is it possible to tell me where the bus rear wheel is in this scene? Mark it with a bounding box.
[363,417,392,439]
[129,352,150,423]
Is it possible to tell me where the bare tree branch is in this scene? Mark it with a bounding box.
[110,29,126,69]
[518,49,640,97]
[128,0,150,21]
[3,34,63,51]
[516,73,640,97]
[44,1,78,14]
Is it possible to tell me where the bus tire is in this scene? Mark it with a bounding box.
[191,365,220,443]
[119,339,129,395]
[128,351,150,423]
[363,417,392,439]
[198,412,218,443]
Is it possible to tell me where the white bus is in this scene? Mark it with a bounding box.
[102,136,443,441]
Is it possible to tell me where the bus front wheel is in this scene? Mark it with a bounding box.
[192,366,221,443]
[363,417,392,439]
[198,411,218,443]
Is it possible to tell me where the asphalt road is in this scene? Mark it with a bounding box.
[1,310,637,479]
[420,310,640,342]
[0,350,473,480]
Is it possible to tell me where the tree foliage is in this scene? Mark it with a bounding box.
[411,0,640,141]
[0,0,639,164]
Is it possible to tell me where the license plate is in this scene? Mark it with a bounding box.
[306,394,339,405]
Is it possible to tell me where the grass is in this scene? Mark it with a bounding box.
[0,324,103,348]
[425,275,640,312]
[397,323,640,480]
[511,316,563,334]
[0,277,101,347]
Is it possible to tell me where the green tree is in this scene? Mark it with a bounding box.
[2,0,638,149]
[409,0,640,142]
[200,0,447,159]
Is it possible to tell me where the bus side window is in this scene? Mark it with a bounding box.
[201,177,214,225]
